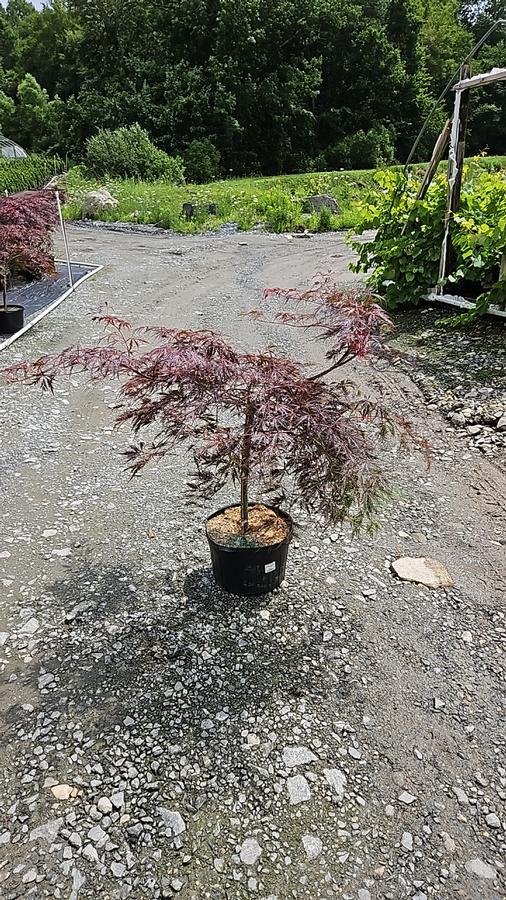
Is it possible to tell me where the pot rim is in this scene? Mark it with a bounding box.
[206,502,293,551]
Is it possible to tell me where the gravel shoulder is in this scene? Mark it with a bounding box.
[0,227,505,900]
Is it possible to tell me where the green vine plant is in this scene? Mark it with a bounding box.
[348,162,506,321]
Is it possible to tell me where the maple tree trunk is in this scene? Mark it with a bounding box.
[1,269,7,312]
[240,404,254,535]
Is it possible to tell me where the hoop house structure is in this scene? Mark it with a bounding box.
[0,136,28,158]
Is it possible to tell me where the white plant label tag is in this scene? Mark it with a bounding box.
[265,562,276,573]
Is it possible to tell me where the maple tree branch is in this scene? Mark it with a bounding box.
[308,351,354,381]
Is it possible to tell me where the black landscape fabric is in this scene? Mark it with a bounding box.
[1,263,92,338]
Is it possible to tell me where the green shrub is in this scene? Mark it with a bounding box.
[85,124,185,183]
[349,164,506,315]
[452,168,506,312]
[184,139,221,184]
[0,155,63,193]
[316,205,334,232]
[257,190,302,232]
[328,126,395,171]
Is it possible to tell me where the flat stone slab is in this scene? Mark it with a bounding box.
[391,557,454,589]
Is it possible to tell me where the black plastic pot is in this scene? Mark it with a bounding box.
[0,305,24,335]
[206,504,293,596]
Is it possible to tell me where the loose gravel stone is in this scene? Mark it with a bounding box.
[88,825,107,845]
[22,868,38,883]
[391,557,454,588]
[111,862,126,877]
[18,617,39,635]
[110,791,124,809]
[398,791,417,805]
[401,831,413,851]
[239,838,262,866]
[302,835,323,859]
[97,797,113,814]
[485,813,501,828]
[157,808,185,836]
[324,768,347,801]
[50,784,74,801]
[29,818,63,843]
[282,745,317,768]
[441,831,456,853]
[465,858,497,880]
[287,774,311,804]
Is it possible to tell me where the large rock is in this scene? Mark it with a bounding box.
[391,557,454,589]
[305,194,339,214]
[82,188,119,219]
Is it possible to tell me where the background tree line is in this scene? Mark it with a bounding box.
[0,0,505,177]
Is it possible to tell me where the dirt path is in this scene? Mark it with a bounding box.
[0,227,505,900]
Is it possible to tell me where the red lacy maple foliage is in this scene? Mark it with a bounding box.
[0,190,59,285]
[260,274,393,378]
[2,316,424,533]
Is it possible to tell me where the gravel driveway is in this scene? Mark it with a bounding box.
[0,227,505,899]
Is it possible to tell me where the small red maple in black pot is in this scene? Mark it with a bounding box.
[0,190,59,334]
[2,281,423,595]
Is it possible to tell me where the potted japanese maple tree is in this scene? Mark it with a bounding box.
[2,282,422,595]
[0,244,25,333]
[0,191,58,335]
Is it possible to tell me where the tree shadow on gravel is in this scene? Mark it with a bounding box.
[386,305,506,394]
[7,558,351,799]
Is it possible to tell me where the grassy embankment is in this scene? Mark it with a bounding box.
[62,156,506,235]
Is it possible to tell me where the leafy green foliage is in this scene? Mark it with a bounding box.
[3,0,504,172]
[315,205,334,232]
[85,125,185,183]
[5,73,65,154]
[349,164,506,314]
[258,190,303,233]
[0,90,15,132]
[349,170,445,309]
[62,158,506,238]
[0,155,63,194]
[184,139,221,184]
[328,126,395,171]
[452,169,506,313]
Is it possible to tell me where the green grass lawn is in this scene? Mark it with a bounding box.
[62,156,506,235]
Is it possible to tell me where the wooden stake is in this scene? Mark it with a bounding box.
[417,119,451,202]
[55,189,74,289]
[438,64,471,287]
[500,253,506,280]
[400,119,451,237]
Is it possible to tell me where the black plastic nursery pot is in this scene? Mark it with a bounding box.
[206,504,293,596]
[0,305,24,335]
